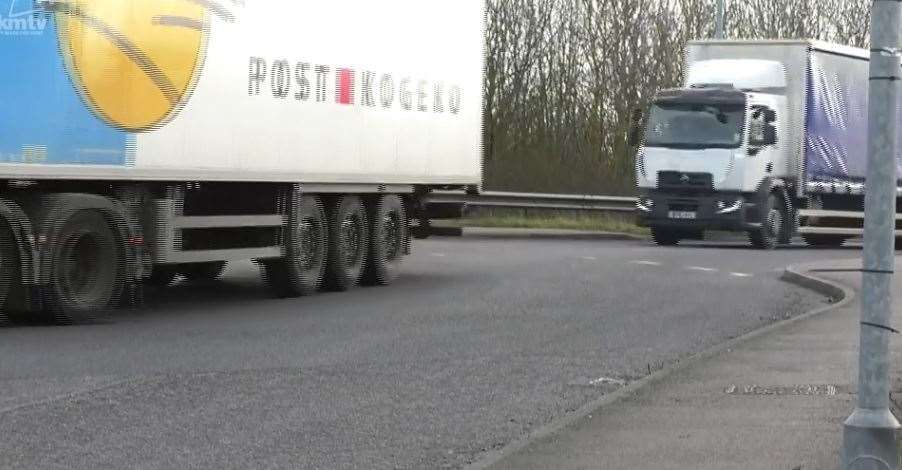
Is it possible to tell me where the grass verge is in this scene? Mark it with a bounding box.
[444,208,649,237]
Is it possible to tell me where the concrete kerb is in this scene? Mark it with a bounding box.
[780,262,855,304]
[464,261,857,470]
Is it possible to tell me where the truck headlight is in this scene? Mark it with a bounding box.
[715,199,743,214]
[637,197,653,212]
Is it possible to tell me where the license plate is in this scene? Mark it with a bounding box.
[668,211,697,220]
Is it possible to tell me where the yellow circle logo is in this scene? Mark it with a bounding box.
[50,0,230,132]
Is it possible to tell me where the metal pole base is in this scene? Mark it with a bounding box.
[842,408,900,469]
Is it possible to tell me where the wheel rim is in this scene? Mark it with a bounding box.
[298,217,323,270]
[340,213,363,266]
[381,212,402,262]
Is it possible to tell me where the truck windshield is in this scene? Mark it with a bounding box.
[643,102,745,149]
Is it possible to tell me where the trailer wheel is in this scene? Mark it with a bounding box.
[263,195,327,297]
[146,265,178,287]
[651,227,682,246]
[180,262,227,282]
[45,210,123,324]
[324,196,369,291]
[363,195,408,285]
[0,223,18,326]
[749,194,782,250]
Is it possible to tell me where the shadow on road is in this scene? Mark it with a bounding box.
[0,264,467,329]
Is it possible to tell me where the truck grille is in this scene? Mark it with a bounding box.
[668,203,699,212]
[657,171,714,192]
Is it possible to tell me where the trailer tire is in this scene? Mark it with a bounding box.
[802,234,847,248]
[324,196,369,291]
[749,194,782,250]
[146,265,179,287]
[0,223,18,326]
[263,195,327,297]
[362,195,407,286]
[180,262,227,282]
[651,227,682,246]
[45,210,123,324]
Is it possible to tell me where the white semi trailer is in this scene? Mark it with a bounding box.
[634,40,896,249]
[0,0,484,323]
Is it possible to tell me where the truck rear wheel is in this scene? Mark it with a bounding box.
[325,196,369,291]
[45,210,123,324]
[179,262,227,282]
[651,227,682,246]
[363,195,408,285]
[263,195,327,297]
[749,194,782,250]
[0,223,18,326]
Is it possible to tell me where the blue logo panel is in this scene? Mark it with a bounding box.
[0,0,128,165]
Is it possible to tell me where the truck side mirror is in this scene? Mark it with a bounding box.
[628,108,644,147]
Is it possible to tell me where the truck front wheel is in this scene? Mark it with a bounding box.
[324,196,369,291]
[651,227,682,246]
[45,210,123,324]
[749,194,783,250]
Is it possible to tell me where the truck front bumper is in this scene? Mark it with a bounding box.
[636,191,762,232]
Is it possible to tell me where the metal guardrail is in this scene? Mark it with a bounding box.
[797,209,902,236]
[426,190,637,213]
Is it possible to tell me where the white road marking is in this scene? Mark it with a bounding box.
[589,376,627,387]
[432,253,447,257]
[581,256,597,261]
[686,266,718,273]
[730,272,753,278]
[631,260,661,266]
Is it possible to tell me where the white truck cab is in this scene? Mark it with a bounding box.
[635,40,896,249]
[635,54,793,248]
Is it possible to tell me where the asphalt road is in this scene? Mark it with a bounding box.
[0,236,854,469]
